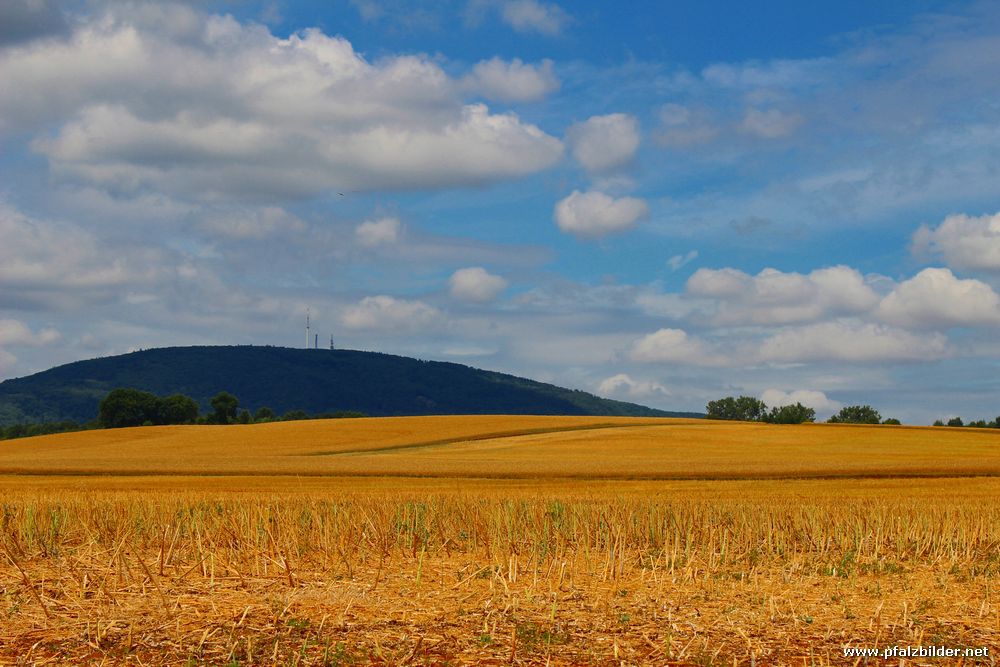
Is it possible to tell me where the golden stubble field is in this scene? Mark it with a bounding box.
[2,416,999,665]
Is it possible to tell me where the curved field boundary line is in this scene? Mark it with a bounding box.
[302,421,667,457]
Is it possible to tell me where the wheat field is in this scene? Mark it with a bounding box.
[1,416,997,478]
[2,417,999,665]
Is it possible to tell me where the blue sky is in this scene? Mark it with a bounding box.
[2,0,1000,423]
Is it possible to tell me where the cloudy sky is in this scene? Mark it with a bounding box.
[2,0,1000,423]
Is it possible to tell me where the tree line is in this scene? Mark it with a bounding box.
[97,388,366,427]
[705,397,901,425]
[0,388,367,440]
[932,416,1000,428]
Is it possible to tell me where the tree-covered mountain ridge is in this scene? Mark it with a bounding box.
[0,346,701,426]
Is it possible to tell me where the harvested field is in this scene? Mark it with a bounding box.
[2,417,999,665]
[0,416,998,478]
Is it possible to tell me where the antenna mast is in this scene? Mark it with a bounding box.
[305,308,310,349]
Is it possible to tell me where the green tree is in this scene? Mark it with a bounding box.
[947,417,964,427]
[763,402,816,424]
[209,391,239,425]
[706,396,767,421]
[882,418,901,425]
[933,419,945,426]
[98,388,161,428]
[828,405,882,424]
[254,406,275,422]
[158,394,199,425]
[237,409,251,424]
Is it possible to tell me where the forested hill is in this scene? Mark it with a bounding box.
[0,346,701,426]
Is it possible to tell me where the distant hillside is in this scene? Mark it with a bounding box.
[0,346,701,425]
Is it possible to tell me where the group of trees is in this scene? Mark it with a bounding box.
[826,405,901,425]
[932,416,1000,428]
[98,388,201,428]
[0,390,371,439]
[96,388,367,429]
[705,396,817,424]
[706,397,901,425]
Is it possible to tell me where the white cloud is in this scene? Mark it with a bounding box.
[912,211,1000,272]
[448,267,508,303]
[740,108,803,139]
[760,388,839,413]
[465,57,559,102]
[2,8,563,198]
[554,190,648,238]
[629,328,723,366]
[686,265,879,325]
[566,113,640,173]
[0,319,60,347]
[500,0,569,35]
[200,206,306,240]
[0,201,165,309]
[878,267,1000,328]
[757,321,949,364]
[667,250,698,271]
[597,373,669,400]
[0,200,301,351]
[634,291,700,319]
[35,102,564,198]
[341,295,444,331]
[355,216,403,247]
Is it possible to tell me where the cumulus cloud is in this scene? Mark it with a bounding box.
[877,267,1000,328]
[629,328,724,366]
[554,190,648,238]
[760,388,839,413]
[341,295,444,331]
[912,211,1000,272]
[686,265,879,325]
[566,113,640,173]
[2,7,563,197]
[740,108,803,139]
[757,321,949,364]
[355,216,403,247]
[0,319,61,347]
[448,267,508,302]
[500,0,570,35]
[0,201,286,331]
[0,202,163,309]
[35,102,564,198]
[597,373,669,400]
[465,57,559,102]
